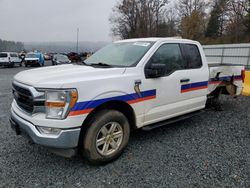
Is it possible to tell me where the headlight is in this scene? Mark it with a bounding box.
[45,89,78,119]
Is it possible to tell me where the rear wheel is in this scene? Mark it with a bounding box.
[206,88,223,111]
[82,110,130,165]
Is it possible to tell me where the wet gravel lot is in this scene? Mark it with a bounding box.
[0,64,249,187]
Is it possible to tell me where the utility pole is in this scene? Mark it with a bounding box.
[76,28,79,54]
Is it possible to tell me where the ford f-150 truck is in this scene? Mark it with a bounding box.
[10,38,245,164]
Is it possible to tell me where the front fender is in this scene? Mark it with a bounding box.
[69,89,156,117]
[69,91,134,116]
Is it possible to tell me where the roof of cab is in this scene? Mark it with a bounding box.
[115,37,196,43]
[0,52,17,54]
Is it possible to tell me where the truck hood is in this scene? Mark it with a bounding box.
[25,58,39,61]
[14,64,126,88]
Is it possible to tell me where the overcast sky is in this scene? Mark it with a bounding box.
[0,0,118,42]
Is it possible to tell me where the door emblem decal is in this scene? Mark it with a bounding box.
[134,80,142,98]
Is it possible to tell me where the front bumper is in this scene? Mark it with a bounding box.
[25,61,40,66]
[0,61,12,66]
[10,107,81,149]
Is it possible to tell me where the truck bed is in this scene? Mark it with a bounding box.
[208,62,244,96]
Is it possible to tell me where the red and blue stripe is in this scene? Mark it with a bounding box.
[181,75,242,93]
[209,75,242,85]
[69,89,156,116]
[181,81,208,93]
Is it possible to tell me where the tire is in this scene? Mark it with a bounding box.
[82,110,130,165]
[25,63,28,67]
[19,63,22,67]
[206,88,223,111]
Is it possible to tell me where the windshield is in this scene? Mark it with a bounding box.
[85,41,154,67]
[0,53,7,58]
[55,55,69,61]
[26,53,37,58]
[10,53,18,57]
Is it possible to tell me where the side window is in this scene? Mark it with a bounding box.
[148,44,186,75]
[182,44,202,69]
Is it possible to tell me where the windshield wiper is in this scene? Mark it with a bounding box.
[89,62,113,67]
[81,61,88,65]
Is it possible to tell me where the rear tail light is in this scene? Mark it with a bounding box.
[241,68,245,82]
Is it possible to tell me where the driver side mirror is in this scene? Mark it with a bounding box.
[145,64,166,78]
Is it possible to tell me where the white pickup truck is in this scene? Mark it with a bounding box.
[10,38,244,164]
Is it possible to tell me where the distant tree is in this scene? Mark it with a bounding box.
[224,0,249,42]
[177,0,209,39]
[110,0,168,39]
[206,8,220,38]
[0,38,24,52]
[243,0,250,35]
[206,0,227,38]
[162,8,178,37]
[177,0,209,17]
[180,10,204,39]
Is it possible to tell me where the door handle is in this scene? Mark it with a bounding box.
[180,78,190,83]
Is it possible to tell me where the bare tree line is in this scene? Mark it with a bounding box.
[0,39,24,52]
[110,0,250,44]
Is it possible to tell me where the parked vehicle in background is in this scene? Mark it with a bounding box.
[52,54,71,65]
[68,52,81,62]
[0,52,22,67]
[44,53,52,61]
[10,38,244,165]
[24,52,44,67]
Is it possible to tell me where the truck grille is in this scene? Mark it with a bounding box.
[12,83,34,113]
[26,60,38,64]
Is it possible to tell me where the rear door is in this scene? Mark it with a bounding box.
[142,42,209,125]
[0,53,8,63]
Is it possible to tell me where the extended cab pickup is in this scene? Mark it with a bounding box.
[10,38,244,164]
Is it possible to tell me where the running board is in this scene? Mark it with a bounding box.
[142,110,204,131]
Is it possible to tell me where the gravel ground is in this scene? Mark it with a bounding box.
[0,64,249,187]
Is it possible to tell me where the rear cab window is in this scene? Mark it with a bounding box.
[0,53,8,58]
[181,44,202,69]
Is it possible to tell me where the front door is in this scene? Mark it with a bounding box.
[141,42,208,126]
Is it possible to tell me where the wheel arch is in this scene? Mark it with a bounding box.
[83,100,137,130]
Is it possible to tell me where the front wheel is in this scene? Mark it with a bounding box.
[82,110,130,165]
